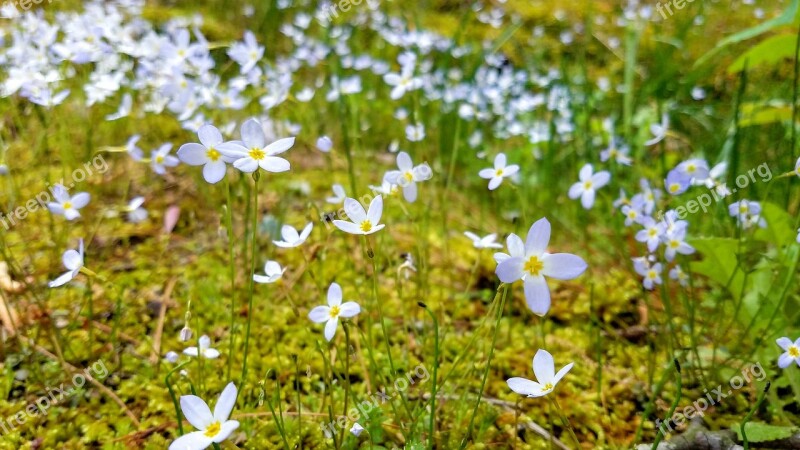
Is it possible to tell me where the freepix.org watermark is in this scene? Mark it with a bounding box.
[319,364,430,437]
[1,0,58,15]
[654,362,766,435]
[0,154,108,230]
[0,359,109,436]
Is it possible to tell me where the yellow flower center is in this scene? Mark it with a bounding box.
[204,421,221,437]
[541,382,553,392]
[495,169,504,177]
[669,240,679,249]
[403,172,414,182]
[627,210,637,219]
[583,181,593,190]
[359,220,372,233]
[790,346,800,358]
[249,148,265,160]
[207,148,221,162]
[647,269,657,279]
[155,155,165,164]
[686,164,696,173]
[648,229,657,237]
[329,305,341,318]
[668,183,680,193]
[609,149,618,158]
[524,256,544,276]
[739,204,748,213]
[63,201,73,210]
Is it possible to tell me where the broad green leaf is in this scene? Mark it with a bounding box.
[689,238,746,300]
[738,101,793,127]
[728,34,799,73]
[731,422,798,442]
[754,202,797,247]
[694,0,800,68]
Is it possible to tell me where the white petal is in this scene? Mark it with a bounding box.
[478,168,495,179]
[233,158,259,172]
[212,420,240,443]
[397,151,413,171]
[579,163,593,181]
[779,353,794,369]
[507,234,524,257]
[183,347,199,357]
[180,395,213,430]
[299,223,313,240]
[338,301,361,318]
[523,276,551,316]
[264,137,295,155]
[259,156,290,172]
[343,198,367,223]
[198,124,223,148]
[496,257,525,283]
[49,271,75,288]
[324,317,339,341]
[553,362,574,385]
[533,349,555,384]
[281,225,300,243]
[63,249,83,271]
[71,193,90,209]
[327,282,343,306]
[178,143,209,166]
[525,218,551,255]
[367,195,383,224]
[241,119,266,149]
[216,142,248,158]
[494,153,506,169]
[568,182,583,199]
[507,377,542,397]
[777,337,793,351]
[213,383,238,422]
[542,253,587,280]
[333,220,363,235]
[169,431,214,450]
[592,171,611,188]
[403,182,418,202]
[581,189,596,209]
[203,161,227,184]
[488,177,502,190]
[309,306,331,323]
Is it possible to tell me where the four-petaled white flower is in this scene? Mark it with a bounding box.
[273,223,313,248]
[218,119,294,173]
[777,337,800,369]
[507,349,574,398]
[47,184,90,221]
[493,234,525,265]
[464,231,503,249]
[49,239,84,288]
[178,124,234,184]
[254,260,285,284]
[169,382,240,450]
[495,218,588,315]
[125,197,148,223]
[183,335,220,359]
[308,282,361,341]
[633,257,662,290]
[151,143,180,175]
[478,153,519,191]
[333,196,386,235]
[326,183,346,204]
[384,152,431,203]
[568,164,610,209]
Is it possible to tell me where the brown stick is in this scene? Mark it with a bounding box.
[150,277,178,364]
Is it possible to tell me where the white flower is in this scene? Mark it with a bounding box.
[495,218,588,315]
[662,227,695,262]
[645,113,669,146]
[464,231,503,249]
[0,164,7,176]
[273,223,313,248]
[633,257,662,290]
[493,234,525,265]
[308,283,361,341]
[507,349,573,398]
[169,382,240,450]
[568,164,610,209]
[47,185,90,221]
[317,136,333,153]
[218,119,294,173]
[405,123,425,142]
[383,64,421,100]
[126,135,144,161]
[333,196,386,235]
[327,184,346,204]
[384,152,432,203]
[350,422,365,437]
[165,351,180,363]
[125,197,148,223]
[478,153,519,191]
[49,239,84,288]
[254,260,285,284]
[600,140,632,165]
[669,265,688,287]
[178,124,234,184]
[777,337,800,369]
[183,335,220,359]
[151,144,179,175]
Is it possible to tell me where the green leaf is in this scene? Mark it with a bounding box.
[738,101,793,127]
[689,238,746,300]
[694,0,800,68]
[754,202,797,247]
[728,34,799,73]
[731,422,798,442]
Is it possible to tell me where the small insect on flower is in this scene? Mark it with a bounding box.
[49,239,84,288]
[777,337,800,369]
[478,153,519,191]
[218,118,294,173]
[464,231,503,249]
[495,218,588,315]
[568,164,610,209]
[273,223,313,248]
[507,349,574,398]
[178,124,234,184]
[169,382,240,450]
[333,196,386,235]
[183,335,220,359]
[308,282,361,341]
[253,260,286,284]
[47,184,90,221]
[151,143,180,175]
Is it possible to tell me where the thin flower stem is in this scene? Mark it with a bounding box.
[460,283,507,449]
[741,382,770,450]
[240,173,260,385]
[225,177,237,382]
[166,361,191,435]
[651,359,682,450]
[419,302,439,450]
[550,397,580,448]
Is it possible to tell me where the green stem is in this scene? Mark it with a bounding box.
[419,302,439,449]
[166,361,191,435]
[240,173,260,385]
[742,382,770,450]
[652,359,682,449]
[225,177,237,382]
